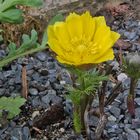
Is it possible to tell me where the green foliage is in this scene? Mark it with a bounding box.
[0,29,47,69]
[0,0,43,23]
[0,96,26,119]
[73,112,81,134]
[48,14,64,25]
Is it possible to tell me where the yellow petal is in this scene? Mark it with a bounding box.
[94,16,107,27]
[48,38,64,56]
[66,13,83,38]
[111,31,120,43]
[94,49,114,63]
[81,11,96,41]
[53,21,70,42]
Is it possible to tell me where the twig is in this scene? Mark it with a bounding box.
[105,81,122,106]
[95,115,107,140]
[22,65,28,99]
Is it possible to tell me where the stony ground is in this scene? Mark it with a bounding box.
[1,0,140,140]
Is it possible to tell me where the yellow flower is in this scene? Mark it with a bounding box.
[47,11,120,66]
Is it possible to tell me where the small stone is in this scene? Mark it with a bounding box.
[39,68,48,76]
[135,98,140,106]
[32,111,40,119]
[135,108,140,118]
[41,92,62,107]
[0,88,5,96]
[125,129,138,140]
[108,115,116,122]
[59,128,65,133]
[117,73,128,82]
[0,50,6,59]
[136,128,140,134]
[109,106,121,118]
[22,127,31,140]
[29,88,38,96]
[36,52,47,61]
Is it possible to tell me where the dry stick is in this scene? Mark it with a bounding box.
[127,77,138,116]
[22,65,28,99]
[105,81,122,106]
[84,95,94,140]
[95,81,107,140]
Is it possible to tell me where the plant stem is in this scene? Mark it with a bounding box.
[127,77,138,116]
[0,46,46,68]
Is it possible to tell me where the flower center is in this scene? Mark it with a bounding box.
[70,35,99,55]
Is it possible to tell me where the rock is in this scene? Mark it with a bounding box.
[125,129,138,140]
[135,108,140,118]
[109,106,121,118]
[89,116,99,127]
[135,98,140,106]
[0,50,6,59]
[41,91,62,107]
[0,88,5,96]
[36,52,47,61]
[64,99,73,117]
[39,68,49,75]
[108,115,117,122]
[10,127,31,140]
[117,73,128,82]
[29,88,38,96]
[124,31,137,40]
[22,127,31,140]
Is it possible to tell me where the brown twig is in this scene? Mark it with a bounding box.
[95,115,108,140]
[105,81,122,106]
[22,65,28,99]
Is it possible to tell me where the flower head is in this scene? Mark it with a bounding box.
[47,11,120,66]
[123,53,140,79]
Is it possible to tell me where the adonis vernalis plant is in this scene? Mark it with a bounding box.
[47,11,120,136]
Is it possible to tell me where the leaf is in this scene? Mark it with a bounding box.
[48,14,64,25]
[8,42,16,55]
[0,0,43,12]
[0,0,43,23]
[0,29,47,69]
[0,9,23,23]
[0,96,26,119]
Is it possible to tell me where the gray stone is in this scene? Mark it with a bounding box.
[108,115,116,122]
[135,98,140,106]
[0,50,6,59]
[125,129,138,140]
[38,68,48,76]
[109,106,121,118]
[0,88,5,96]
[88,115,99,127]
[41,91,62,106]
[124,31,137,40]
[36,52,47,61]
[29,88,38,96]
[10,126,31,140]
[135,108,140,118]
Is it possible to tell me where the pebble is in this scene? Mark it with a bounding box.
[125,129,138,140]
[35,52,47,61]
[108,115,117,122]
[135,108,140,118]
[29,88,38,96]
[109,106,121,118]
[135,98,140,106]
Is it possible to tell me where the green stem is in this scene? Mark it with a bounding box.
[0,46,46,68]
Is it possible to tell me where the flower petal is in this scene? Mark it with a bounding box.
[66,13,83,38]
[81,11,95,40]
